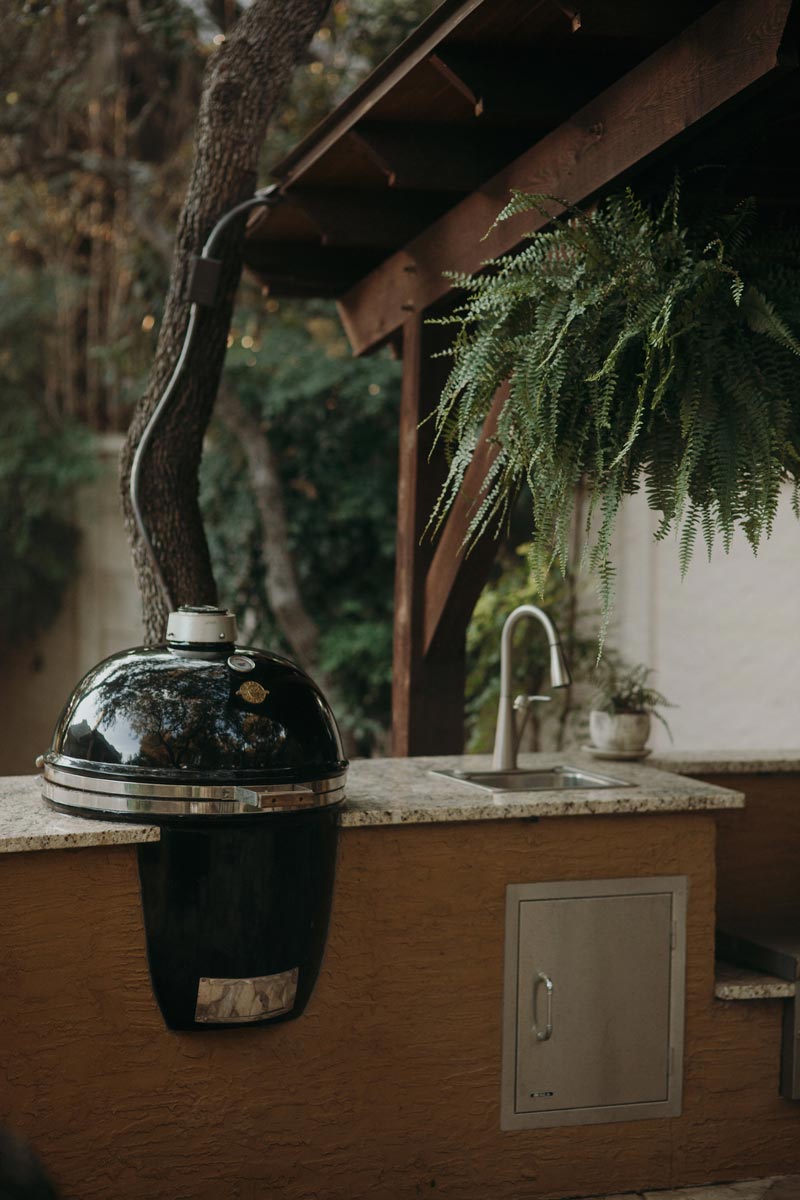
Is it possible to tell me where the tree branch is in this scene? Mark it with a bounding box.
[216,386,336,701]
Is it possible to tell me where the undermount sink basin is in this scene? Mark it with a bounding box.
[429,766,633,793]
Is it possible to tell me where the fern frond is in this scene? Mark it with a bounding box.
[427,174,800,647]
[741,287,800,356]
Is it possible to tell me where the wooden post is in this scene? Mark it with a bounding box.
[391,314,467,756]
[393,314,501,753]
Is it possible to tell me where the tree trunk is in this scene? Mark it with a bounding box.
[120,0,329,642]
[218,387,359,755]
[216,387,336,700]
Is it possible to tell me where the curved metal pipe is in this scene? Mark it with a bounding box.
[130,184,283,611]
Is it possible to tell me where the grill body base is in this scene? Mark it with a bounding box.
[136,806,340,1031]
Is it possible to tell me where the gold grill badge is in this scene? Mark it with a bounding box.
[236,681,269,704]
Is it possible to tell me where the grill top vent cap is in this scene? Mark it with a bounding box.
[166,606,237,646]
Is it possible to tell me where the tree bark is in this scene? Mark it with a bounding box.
[120,0,329,642]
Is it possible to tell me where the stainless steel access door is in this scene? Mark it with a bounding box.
[502,876,686,1130]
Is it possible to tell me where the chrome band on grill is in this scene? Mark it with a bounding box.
[42,764,345,816]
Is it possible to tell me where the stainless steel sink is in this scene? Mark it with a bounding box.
[429,766,633,793]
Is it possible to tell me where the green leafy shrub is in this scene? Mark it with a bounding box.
[0,409,97,640]
[431,179,800,640]
[201,315,399,752]
[0,271,97,640]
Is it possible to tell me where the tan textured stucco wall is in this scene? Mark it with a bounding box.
[2,814,799,1200]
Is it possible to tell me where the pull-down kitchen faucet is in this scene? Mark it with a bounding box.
[492,605,572,771]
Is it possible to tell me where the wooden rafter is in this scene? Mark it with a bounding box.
[338,0,798,355]
[242,242,383,296]
[428,46,603,121]
[274,0,489,184]
[288,187,462,249]
[347,123,528,193]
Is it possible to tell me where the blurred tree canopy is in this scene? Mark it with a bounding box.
[1,0,437,425]
[0,0,436,749]
[0,271,98,639]
[2,1,204,642]
[2,0,598,753]
[202,315,399,751]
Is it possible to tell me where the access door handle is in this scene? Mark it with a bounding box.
[533,971,554,1041]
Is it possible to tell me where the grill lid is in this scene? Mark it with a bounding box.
[42,608,347,818]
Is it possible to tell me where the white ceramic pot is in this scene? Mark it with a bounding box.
[589,710,651,753]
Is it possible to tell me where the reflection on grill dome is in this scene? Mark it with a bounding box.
[49,645,345,782]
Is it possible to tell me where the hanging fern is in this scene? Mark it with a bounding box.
[429,179,800,643]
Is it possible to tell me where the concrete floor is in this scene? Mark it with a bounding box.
[605,1180,798,1200]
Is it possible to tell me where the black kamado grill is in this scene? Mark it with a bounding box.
[40,189,350,1030]
[41,606,347,1030]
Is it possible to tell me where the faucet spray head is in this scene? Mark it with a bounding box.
[549,641,572,688]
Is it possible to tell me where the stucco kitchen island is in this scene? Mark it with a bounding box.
[1,753,799,1200]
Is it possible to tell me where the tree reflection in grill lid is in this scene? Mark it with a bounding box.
[46,643,346,785]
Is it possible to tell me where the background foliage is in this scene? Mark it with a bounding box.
[0,0,438,750]
[2,0,203,638]
[0,267,98,638]
[201,315,400,751]
[465,540,599,753]
[2,0,613,753]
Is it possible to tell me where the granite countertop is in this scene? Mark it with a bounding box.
[650,750,800,776]
[0,775,158,855]
[0,752,743,853]
[339,752,743,827]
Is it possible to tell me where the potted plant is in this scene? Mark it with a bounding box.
[589,662,673,756]
[429,178,800,646]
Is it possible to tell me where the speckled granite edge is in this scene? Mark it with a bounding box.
[339,752,744,828]
[714,960,796,1001]
[0,776,159,854]
[0,752,744,851]
[651,750,800,776]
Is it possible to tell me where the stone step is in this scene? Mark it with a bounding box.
[715,961,796,1001]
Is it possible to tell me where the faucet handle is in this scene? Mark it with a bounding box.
[513,694,552,710]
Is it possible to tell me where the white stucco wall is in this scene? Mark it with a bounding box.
[610,485,800,753]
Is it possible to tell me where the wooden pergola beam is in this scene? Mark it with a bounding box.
[423,385,507,658]
[338,0,798,355]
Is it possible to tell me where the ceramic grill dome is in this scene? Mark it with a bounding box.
[42,606,347,818]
